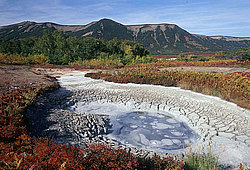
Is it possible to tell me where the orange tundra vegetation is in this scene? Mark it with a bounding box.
[86,66,249,109]
[126,60,250,68]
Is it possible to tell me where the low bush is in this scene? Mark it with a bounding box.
[86,67,249,109]
[0,53,49,65]
[138,155,184,170]
[184,144,219,170]
[69,58,124,69]
[126,60,250,68]
[184,152,219,170]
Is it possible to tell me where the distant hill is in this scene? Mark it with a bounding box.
[1,18,250,54]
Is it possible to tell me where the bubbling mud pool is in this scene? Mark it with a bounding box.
[109,111,199,152]
[69,101,200,153]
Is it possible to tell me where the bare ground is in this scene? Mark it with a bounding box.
[159,66,250,74]
[0,65,79,92]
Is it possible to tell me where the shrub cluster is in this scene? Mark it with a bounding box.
[126,60,250,69]
[176,54,216,62]
[69,58,124,69]
[0,53,49,65]
[1,139,140,169]
[215,47,250,61]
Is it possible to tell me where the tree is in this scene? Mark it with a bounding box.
[0,30,154,65]
[33,30,55,63]
[79,37,101,60]
[106,38,121,55]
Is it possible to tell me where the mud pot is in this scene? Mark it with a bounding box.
[27,71,250,168]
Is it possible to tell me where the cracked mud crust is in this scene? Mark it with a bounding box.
[27,70,249,168]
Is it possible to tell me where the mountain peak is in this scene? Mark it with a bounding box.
[98,18,115,22]
[19,21,35,25]
[97,18,124,26]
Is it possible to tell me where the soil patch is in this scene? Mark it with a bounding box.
[160,66,250,74]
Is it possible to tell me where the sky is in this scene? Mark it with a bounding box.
[0,0,250,37]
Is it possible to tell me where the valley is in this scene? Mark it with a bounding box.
[1,65,248,168]
[1,0,250,168]
[0,19,249,169]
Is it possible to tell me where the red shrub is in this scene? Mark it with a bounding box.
[83,143,138,170]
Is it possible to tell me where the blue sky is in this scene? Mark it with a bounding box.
[1,0,250,37]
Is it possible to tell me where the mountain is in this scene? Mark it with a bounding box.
[1,18,250,54]
[209,36,250,41]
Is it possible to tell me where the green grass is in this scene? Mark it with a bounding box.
[184,145,220,170]
[184,152,219,170]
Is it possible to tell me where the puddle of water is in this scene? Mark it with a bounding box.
[108,111,200,152]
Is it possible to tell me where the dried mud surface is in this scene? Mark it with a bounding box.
[31,70,248,168]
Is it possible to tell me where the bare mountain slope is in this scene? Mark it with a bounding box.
[1,18,250,54]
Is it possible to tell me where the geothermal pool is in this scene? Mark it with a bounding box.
[55,71,249,167]
[70,100,199,152]
[109,111,199,152]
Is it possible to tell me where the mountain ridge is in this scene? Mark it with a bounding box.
[1,18,250,54]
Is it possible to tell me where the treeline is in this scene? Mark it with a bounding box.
[0,30,156,65]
